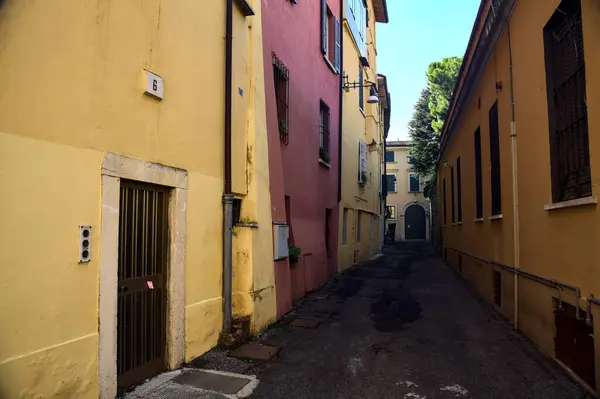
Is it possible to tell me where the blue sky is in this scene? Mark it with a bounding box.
[377,0,480,140]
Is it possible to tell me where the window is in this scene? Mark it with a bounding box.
[408,173,420,193]
[489,102,502,216]
[273,54,290,144]
[358,67,364,111]
[385,174,396,193]
[358,140,367,184]
[346,0,367,56]
[342,209,348,245]
[321,2,341,73]
[385,151,395,162]
[325,208,332,256]
[451,166,455,223]
[319,101,331,163]
[474,128,483,219]
[544,0,590,203]
[493,270,502,307]
[285,195,294,245]
[386,205,396,220]
[357,212,362,242]
[443,178,447,225]
[457,157,462,222]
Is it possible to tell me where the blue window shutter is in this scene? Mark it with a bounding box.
[334,17,341,73]
[358,67,364,110]
[386,175,395,193]
[321,0,327,55]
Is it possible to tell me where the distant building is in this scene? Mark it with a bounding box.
[384,141,430,241]
[437,0,600,393]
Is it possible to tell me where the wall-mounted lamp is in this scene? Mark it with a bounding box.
[342,73,379,104]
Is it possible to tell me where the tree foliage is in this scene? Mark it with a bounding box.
[426,56,463,133]
[408,56,462,198]
[408,89,437,177]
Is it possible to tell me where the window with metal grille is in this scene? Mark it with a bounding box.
[273,54,290,144]
[457,157,462,222]
[443,178,447,225]
[319,101,331,162]
[474,128,483,219]
[543,0,590,203]
[489,102,502,215]
[493,270,502,307]
[451,166,456,223]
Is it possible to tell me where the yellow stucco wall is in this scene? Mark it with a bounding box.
[439,0,600,391]
[385,144,430,240]
[338,0,384,270]
[0,0,274,397]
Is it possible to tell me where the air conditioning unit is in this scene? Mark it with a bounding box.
[273,222,289,260]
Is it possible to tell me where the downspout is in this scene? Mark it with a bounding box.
[337,0,344,203]
[507,21,520,330]
[222,0,234,333]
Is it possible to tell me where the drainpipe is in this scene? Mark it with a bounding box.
[337,0,344,203]
[507,20,520,330]
[222,0,234,333]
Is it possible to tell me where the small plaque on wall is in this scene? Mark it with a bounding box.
[143,70,164,100]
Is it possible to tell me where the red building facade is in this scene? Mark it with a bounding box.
[262,0,342,317]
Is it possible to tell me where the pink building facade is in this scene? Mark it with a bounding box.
[262,0,342,317]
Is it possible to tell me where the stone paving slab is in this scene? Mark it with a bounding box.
[228,342,281,362]
[173,369,251,395]
[290,318,320,329]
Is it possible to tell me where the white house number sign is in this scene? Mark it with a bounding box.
[144,70,164,100]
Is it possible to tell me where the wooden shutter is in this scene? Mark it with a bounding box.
[489,102,501,215]
[386,175,395,193]
[321,0,327,55]
[334,17,341,73]
[358,140,367,183]
[474,128,483,218]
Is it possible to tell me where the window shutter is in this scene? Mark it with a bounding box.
[358,67,364,109]
[321,0,327,55]
[386,175,395,193]
[334,17,341,73]
[358,140,367,182]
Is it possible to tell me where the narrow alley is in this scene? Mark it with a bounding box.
[126,242,586,399]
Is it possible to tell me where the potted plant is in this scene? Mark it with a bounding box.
[319,147,330,163]
[359,171,368,186]
[278,119,288,136]
[288,246,301,266]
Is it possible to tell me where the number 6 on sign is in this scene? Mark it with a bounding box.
[143,69,164,100]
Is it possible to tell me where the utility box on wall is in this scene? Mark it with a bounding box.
[273,222,289,260]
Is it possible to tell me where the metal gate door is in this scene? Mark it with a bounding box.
[117,181,169,393]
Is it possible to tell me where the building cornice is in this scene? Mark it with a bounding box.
[439,0,516,161]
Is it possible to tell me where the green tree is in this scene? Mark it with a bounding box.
[406,56,462,255]
[426,56,462,133]
[408,88,437,178]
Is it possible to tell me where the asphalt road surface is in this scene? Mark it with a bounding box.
[247,241,586,399]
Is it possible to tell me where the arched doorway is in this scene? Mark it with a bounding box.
[405,204,426,240]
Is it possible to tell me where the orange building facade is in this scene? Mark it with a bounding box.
[437,0,600,394]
